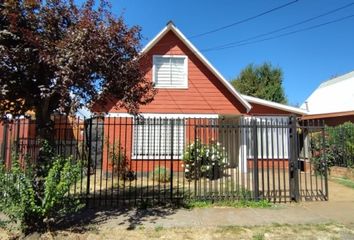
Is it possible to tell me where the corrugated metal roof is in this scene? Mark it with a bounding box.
[318,70,354,89]
[301,70,354,114]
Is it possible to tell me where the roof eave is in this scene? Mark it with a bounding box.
[242,95,308,115]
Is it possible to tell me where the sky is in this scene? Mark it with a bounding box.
[80,0,354,107]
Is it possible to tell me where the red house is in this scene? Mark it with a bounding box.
[92,22,307,174]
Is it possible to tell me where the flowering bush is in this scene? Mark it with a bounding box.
[182,139,228,180]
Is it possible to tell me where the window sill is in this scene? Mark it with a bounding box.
[131,155,183,160]
[154,86,188,89]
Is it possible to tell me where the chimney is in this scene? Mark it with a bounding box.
[304,101,309,112]
[166,20,175,26]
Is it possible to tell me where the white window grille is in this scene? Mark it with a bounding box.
[153,55,188,88]
[132,118,185,159]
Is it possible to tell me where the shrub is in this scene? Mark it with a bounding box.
[310,132,333,176]
[0,143,83,233]
[42,155,83,219]
[182,139,228,180]
[310,122,354,175]
[0,156,40,231]
[108,142,136,181]
[326,122,354,168]
[151,166,171,183]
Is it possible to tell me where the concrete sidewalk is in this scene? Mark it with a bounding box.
[97,180,354,230]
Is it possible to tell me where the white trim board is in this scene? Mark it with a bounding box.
[106,113,219,118]
[141,22,252,112]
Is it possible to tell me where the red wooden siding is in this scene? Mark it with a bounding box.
[248,103,295,115]
[101,117,219,173]
[94,30,247,115]
[301,115,354,126]
[320,116,354,126]
[0,119,35,168]
[247,159,289,169]
[1,116,84,168]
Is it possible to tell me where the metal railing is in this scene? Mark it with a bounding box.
[0,115,330,207]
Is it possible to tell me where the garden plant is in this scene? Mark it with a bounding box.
[183,139,228,180]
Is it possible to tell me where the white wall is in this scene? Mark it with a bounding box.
[302,71,354,114]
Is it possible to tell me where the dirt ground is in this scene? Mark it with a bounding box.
[1,179,354,240]
[73,169,328,204]
[27,223,354,240]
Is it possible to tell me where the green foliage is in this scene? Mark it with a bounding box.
[231,63,287,104]
[183,139,228,180]
[0,156,40,230]
[310,132,332,176]
[42,155,82,218]
[252,233,265,240]
[0,143,83,233]
[310,122,354,175]
[151,166,171,183]
[326,122,354,168]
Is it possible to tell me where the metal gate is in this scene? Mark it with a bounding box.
[191,116,328,203]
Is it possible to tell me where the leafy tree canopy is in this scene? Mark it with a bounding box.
[231,63,288,104]
[0,0,155,127]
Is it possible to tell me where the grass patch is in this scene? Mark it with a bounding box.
[331,176,354,189]
[252,233,265,240]
[154,225,164,232]
[183,199,273,209]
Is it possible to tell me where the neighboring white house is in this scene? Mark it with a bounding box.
[301,70,354,114]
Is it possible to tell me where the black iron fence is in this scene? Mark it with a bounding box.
[0,115,330,207]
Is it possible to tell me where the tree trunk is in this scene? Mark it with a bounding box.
[33,100,54,204]
[35,98,53,141]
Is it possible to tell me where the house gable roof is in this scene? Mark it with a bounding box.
[141,22,252,112]
[242,95,308,115]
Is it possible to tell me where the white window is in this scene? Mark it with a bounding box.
[132,118,185,159]
[153,55,188,88]
[243,117,289,159]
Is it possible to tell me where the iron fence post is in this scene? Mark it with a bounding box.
[194,123,197,199]
[15,120,20,156]
[1,121,8,165]
[321,120,329,200]
[252,119,259,201]
[170,119,174,201]
[289,116,300,202]
[86,118,93,206]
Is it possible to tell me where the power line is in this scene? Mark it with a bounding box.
[203,13,354,52]
[202,2,354,51]
[141,12,354,59]
[189,0,299,39]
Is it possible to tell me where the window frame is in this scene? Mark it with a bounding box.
[152,55,188,89]
[131,117,186,160]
